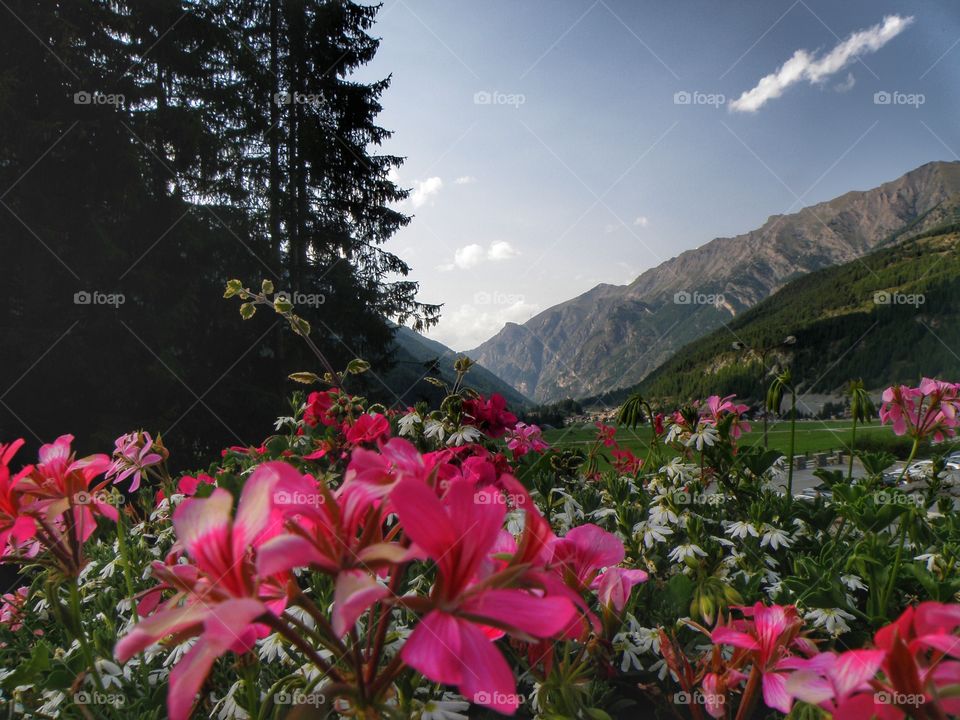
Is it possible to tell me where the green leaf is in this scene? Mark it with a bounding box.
[345,358,370,375]
[1,641,50,690]
[289,371,322,385]
[261,279,274,295]
[223,278,243,298]
[239,302,256,320]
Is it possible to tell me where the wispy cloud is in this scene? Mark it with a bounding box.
[729,15,913,113]
[633,215,650,228]
[439,241,520,271]
[409,176,443,207]
[454,175,476,185]
[834,72,856,93]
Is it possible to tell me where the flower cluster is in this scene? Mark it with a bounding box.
[880,378,960,442]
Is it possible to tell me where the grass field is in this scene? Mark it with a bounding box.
[542,419,908,459]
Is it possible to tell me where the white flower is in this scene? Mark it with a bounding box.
[649,503,679,526]
[98,556,120,579]
[446,426,482,446]
[760,525,792,550]
[805,607,855,636]
[668,543,707,564]
[726,521,759,540]
[633,626,661,654]
[685,425,719,450]
[398,411,422,437]
[421,696,470,720]
[613,632,644,672]
[273,416,296,431]
[213,680,250,720]
[258,632,288,663]
[423,419,446,442]
[634,521,674,548]
[665,424,686,445]
[841,574,867,592]
[915,552,940,573]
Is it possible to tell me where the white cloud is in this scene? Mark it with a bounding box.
[452,243,486,269]
[454,175,476,185]
[439,241,520,270]
[488,240,519,260]
[633,215,650,227]
[729,15,913,113]
[432,300,541,350]
[409,176,443,208]
[834,72,856,93]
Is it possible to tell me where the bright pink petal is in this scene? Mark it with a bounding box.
[235,461,301,546]
[256,534,334,576]
[762,671,792,714]
[457,619,519,715]
[115,604,207,662]
[460,589,576,638]
[592,568,648,612]
[331,570,389,638]
[173,489,233,555]
[390,479,457,559]
[167,639,220,720]
[834,650,885,698]
[711,626,761,650]
[401,610,463,686]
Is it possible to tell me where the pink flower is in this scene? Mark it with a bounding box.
[116,462,296,720]
[711,603,806,714]
[591,568,648,612]
[505,422,549,460]
[0,439,35,558]
[595,422,617,447]
[344,413,391,445]
[702,394,752,439]
[611,447,643,475]
[106,431,163,492]
[0,586,31,632]
[176,473,215,497]
[304,390,338,427]
[391,479,576,715]
[462,393,518,439]
[551,524,626,589]
[880,379,960,442]
[783,650,886,716]
[17,435,114,544]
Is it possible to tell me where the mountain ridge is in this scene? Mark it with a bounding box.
[468,160,960,402]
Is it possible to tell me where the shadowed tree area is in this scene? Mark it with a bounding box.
[0,0,439,465]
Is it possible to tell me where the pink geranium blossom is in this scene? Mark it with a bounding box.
[344,412,391,446]
[711,603,806,714]
[17,434,114,544]
[0,439,36,558]
[116,462,296,720]
[505,422,549,460]
[106,431,163,492]
[880,379,960,441]
[701,394,752,439]
[391,479,576,715]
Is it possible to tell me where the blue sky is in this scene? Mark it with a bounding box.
[359,0,960,350]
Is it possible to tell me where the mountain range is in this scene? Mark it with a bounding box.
[602,224,960,407]
[467,161,960,403]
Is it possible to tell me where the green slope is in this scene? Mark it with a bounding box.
[593,227,960,406]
